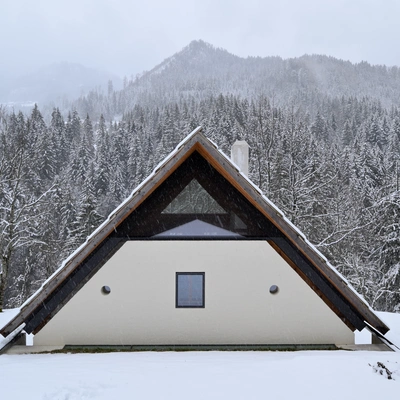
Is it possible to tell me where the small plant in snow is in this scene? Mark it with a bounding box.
[369,361,397,380]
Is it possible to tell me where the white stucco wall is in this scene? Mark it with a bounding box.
[34,241,354,346]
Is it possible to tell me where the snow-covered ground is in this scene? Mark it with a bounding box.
[0,350,399,399]
[0,310,399,399]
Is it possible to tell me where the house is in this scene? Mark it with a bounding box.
[0,127,391,352]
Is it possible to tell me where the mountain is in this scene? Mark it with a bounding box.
[107,40,400,114]
[0,62,121,108]
[4,40,400,118]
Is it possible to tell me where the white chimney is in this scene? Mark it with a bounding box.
[231,140,249,177]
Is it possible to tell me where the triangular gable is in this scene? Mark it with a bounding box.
[0,127,389,341]
[111,150,275,238]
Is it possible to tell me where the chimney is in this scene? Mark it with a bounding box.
[231,140,249,177]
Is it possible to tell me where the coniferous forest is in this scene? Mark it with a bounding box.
[1,41,400,312]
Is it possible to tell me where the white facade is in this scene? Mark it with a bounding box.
[34,241,354,347]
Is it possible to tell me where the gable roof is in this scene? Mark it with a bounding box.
[0,127,389,342]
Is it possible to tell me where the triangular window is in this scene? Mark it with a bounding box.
[162,179,226,214]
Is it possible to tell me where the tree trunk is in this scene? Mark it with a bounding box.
[0,273,5,312]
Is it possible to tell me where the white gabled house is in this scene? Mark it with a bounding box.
[0,127,391,352]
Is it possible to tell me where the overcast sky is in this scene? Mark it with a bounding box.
[2,0,400,78]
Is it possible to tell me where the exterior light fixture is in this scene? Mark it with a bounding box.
[269,285,279,294]
[101,285,111,295]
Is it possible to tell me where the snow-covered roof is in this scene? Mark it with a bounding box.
[0,127,390,347]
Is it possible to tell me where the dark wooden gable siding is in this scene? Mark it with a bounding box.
[113,151,279,238]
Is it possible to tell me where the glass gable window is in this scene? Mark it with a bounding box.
[176,272,205,308]
[163,179,226,214]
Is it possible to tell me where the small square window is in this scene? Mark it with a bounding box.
[176,272,205,308]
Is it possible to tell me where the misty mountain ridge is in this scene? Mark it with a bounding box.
[3,40,400,117]
[0,62,121,108]
[148,40,241,75]
[114,40,400,112]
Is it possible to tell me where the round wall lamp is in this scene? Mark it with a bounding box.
[101,285,111,295]
[269,285,279,294]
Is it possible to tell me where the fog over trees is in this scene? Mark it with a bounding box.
[0,41,399,312]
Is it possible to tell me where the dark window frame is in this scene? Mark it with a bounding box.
[176,272,205,308]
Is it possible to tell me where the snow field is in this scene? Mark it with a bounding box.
[0,350,399,400]
[1,311,400,399]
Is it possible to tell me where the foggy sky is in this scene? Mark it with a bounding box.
[2,0,400,78]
